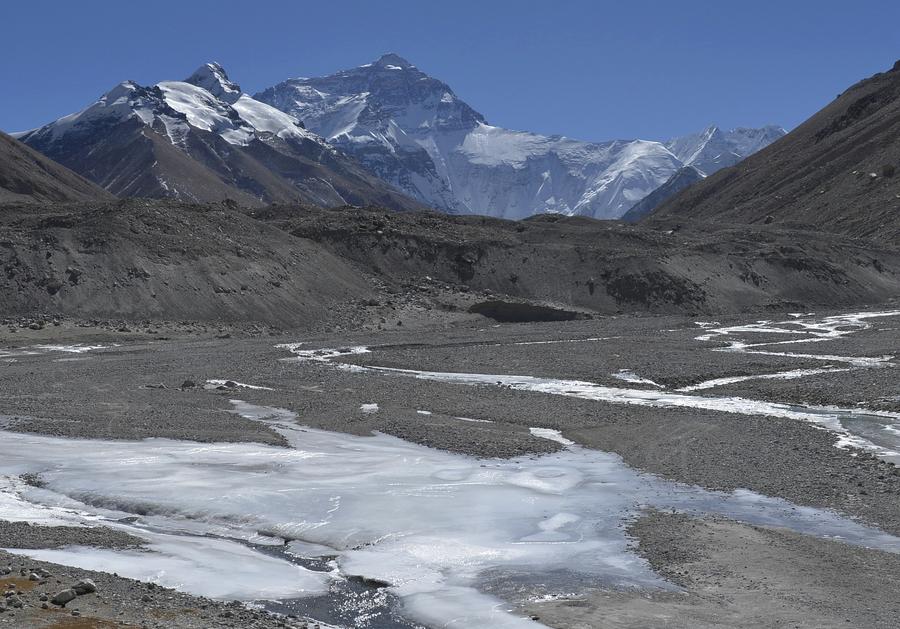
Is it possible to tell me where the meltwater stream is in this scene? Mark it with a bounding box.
[283,310,900,462]
[3,402,900,628]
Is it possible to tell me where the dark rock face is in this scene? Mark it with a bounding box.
[652,60,900,244]
[622,166,704,223]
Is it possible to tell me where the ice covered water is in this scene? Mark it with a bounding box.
[3,402,900,628]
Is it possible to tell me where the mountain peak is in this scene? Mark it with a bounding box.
[185,62,241,102]
[373,53,414,69]
[100,80,140,103]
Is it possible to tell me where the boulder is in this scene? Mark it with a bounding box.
[51,589,78,606]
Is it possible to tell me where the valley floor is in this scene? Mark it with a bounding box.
[1,303,899,628]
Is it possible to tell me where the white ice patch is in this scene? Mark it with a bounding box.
[14,533,324,601]
[3,403,900,628]
[32,344,111,354]
[0,344,111,360]
[205,379,275,391]
[612,369,663,387]
[360,403,379,414]
[276,343,371,363]
[677,366,853,392]
[508,336,612,347]
[530,428,575,447]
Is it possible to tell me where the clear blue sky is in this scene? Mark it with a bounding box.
[3,0,899,141]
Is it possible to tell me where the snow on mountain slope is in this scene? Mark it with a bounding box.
[665,125,786,176]
[17,63,421,210]
[256,54,783,219]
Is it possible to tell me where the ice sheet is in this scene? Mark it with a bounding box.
[3,402,900,628]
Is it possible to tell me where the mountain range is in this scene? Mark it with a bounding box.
[14,63,421,211]
[0,58,898,326]
[255,53,784,219]
[13,55,782,218]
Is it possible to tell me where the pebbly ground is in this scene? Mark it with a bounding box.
[1,306,899,627]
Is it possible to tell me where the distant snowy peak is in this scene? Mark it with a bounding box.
[16,62,423,211]
[255,53,486,144]
[666,125,786,175]
[184,62,242,103]
[370,52,416,70]
[21,63,321,151]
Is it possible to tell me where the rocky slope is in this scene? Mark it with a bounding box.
[2,194,897,327]
[622,165,704,222]
[257,204,900,317]
[0,131,113,203]
[0,200,375,326]
[256,54,783,219]
[16,63,421,211]
[650,60,900,243]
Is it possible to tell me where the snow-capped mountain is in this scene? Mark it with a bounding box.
[665,125,786,176]
[256,54,784,219]
[17,63,420,210]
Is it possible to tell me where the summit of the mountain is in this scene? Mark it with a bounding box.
[372,52,415,69]
[184,62,242,103]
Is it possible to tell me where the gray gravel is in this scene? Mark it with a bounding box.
[1,308,900,627]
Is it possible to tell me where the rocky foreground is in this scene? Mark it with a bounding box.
[0,305,898,628]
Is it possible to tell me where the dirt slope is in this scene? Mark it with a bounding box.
[0,131,114,203]
[1,200,897,327]
[650,61,900,243]
[258,205,900,316]
[0,200,373,326]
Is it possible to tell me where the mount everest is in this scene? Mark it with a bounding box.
[256,53,785,219]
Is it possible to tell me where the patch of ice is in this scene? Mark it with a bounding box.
[360,403,379,414]
[14,533,325,601]
[0,344,111,360]
[276,344,370,362]
[612,370,663,387]
[530,428,575,447]
[509,337,611,347]
[205,379,275,391]
[2,405,900,627]
[33,344,110,354]
[677,366,853,392]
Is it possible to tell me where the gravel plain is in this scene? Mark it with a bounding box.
[1,305,899,627]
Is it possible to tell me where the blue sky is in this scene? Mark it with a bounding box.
[3,0,898,141]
